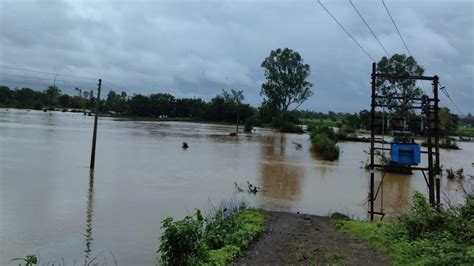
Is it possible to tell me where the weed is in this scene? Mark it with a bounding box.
[338,191,474,265]
[158,205,265,265]
[10,255,38,266]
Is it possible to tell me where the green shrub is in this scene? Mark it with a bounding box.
[310,132,340,160]
[310,126,337,141]
[339,191,474,265]
[159,210,208,265]
[159,206,265,265]
[421,137,460,149]
[11,255,38,266]
[244,114,262,132]
[400,192,449,239]
[208,245,240,265]
[280,122,304,133]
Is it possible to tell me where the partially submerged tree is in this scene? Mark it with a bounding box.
[222,89,244,134]
[260,48,313,128]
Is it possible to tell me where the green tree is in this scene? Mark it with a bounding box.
[128,94,152,117]
[105,90,119,111]
[376,54,424,107]
[260,48,313,128]
[222,89,244,134]
[0,86,13,106]
[58,94,71,107]
[45,85,61,107]
[376,54,424,131]
[438,107,458,137]
[342,113,360,132]
[149,93,175,117]
[74,87,86,110]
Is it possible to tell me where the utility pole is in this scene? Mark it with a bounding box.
[369,62,376,221]
[433,76,441,208]
[90,79,101,169]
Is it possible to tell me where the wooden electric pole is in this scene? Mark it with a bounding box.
[90,79,101,169]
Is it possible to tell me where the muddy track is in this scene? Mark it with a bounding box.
[234,210,388,265]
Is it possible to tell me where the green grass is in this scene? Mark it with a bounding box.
[207,209,265,264]
[337,192,474,265]
[322,248,346,264]
[456,127,474,138]
[339,221,474,265]
[301,118,339,128]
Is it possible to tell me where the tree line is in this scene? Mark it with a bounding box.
[0,84,461,136]
[0,85,256,124]
[0,49,464,136]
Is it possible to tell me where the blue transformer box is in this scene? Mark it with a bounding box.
[390,143,421,166]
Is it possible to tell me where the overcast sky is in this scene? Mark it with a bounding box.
[0,0,472,114]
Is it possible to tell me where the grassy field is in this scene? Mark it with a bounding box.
[300,118,340,128]
[456,127,474,138]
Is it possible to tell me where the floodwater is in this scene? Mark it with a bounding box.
[1,108,472,265]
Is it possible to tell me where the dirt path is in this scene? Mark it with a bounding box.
[234,211,388,265]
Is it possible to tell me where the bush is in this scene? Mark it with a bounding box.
[244,114,262,132]
[280,122,304,133]
[421,137,460,149]
[159,210,208,265]
[339,191,474,265]
[445,167,464,179]
[312,126,337,141]
[310,132,340,160]
[159,204,265,265]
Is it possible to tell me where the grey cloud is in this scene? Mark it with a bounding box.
[0,0,472,114]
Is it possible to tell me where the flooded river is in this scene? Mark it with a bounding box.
[1,109,472,265]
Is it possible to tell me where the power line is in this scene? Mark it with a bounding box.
[380,0,427,93]
[349,0,390,57]
[317,0,375,62]
[103,81,128,93]
[381,0,412,57]
[0,79,90,93]
[439,83,464,115]
[0,72,97,87]
[0,65,98,81]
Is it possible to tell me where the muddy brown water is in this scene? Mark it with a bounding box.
[1,108,472,265]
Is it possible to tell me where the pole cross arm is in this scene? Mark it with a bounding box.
[374,73,437,81]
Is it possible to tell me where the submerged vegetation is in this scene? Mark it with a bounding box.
[445,167,465,179]
[10,255,38,265]
[421,137,460,150]
[338,191,474,265]
[158,201,265,265]
[310,126,340,160]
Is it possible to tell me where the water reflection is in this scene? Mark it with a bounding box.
[259,134,303,202]
[84,170,95,265]
[372,173,412,218]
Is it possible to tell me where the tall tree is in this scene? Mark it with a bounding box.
[438,107,458,137]
[376,54,424,131]
[376,54,424,107]
[260,48,313,127]
[45,85,61,107]
[222,89,244,134]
